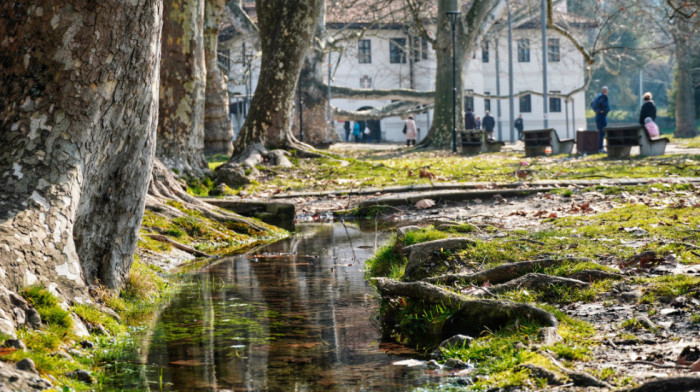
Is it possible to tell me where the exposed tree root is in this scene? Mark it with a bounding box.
[424,257,589,286]
[372,277,560,344]
[540,351,612,388]
[517,364,566,385]
[144,234,212,258]
[148,159,271,235]
[567,269,623,282]
[478,273,589,296]
[402,238,476,280]
[623,376,700,392]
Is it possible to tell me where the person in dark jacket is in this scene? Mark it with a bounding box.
[639,92,656,126]
[343,121,351,142]
[514,114,524,140]
[482,111,495,140]
[591,86,610,153]
[464,108,476,130]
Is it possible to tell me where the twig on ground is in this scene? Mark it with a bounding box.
[621,360,690,370]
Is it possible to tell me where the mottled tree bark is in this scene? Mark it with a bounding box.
[292,1,340,146]
[421,0,503,148]
[204,0,234,155]
[158,0,209,176]
[231,0,323,157]
[672,18,697,138]
[0,0,162,310]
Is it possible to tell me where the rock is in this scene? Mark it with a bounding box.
[65,369,94,384]
[207,183,229,196]
[15,358,37,374]
[0,361,52,391]
[0,316,16,338]
[636,316,656,330]
[397,225,421,239]
[79,340,94,349]
[25,309,41,329]
[619,290,643,303]
[425,360,441,370]
[3,339,25,350]
[659,308,681,316]
[266,149,293,168]
[68,348,83,358]
[444,358,471,369]
[50,350,73,361]
[216,163,250,187]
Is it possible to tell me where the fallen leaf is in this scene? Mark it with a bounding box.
[415,199,435,209]
[419,169,435,179]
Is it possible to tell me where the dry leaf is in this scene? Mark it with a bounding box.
[415,199,435,209]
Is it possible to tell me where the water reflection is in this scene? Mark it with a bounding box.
[145,223,438,391]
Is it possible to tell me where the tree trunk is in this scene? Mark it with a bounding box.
[232,0,323,155]
[0,0,162,306]
[204,0,235,155]
[421,0,503,148]
[291,1,340,147]
[673,19,698,138]
[421,0,465,149]
[158,0,210,176]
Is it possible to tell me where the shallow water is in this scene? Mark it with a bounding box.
[143,223,444,391]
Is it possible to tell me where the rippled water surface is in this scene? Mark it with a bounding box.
[143,223,442,391]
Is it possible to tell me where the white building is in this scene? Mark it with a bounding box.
[219,2,590,143]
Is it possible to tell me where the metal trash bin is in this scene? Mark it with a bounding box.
[576,130,599,155]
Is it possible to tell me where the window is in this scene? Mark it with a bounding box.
[421,36,428,60]
[217,49,230,74]
[358,39,371,63]
[390,38,406,64]
[547,38,560,62]
[482,42,489,63]
[517,39,530,62]
[360,75,372,89]
[464,90,474,113]
[549,93,561,112]
[485,99,491,112]
[519,94,532,113]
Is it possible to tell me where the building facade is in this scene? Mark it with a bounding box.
[220,4,589,143]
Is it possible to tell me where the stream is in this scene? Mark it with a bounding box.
[139,223,451,391]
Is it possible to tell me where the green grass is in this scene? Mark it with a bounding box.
[21,285,73,329]
[193,150,700,197]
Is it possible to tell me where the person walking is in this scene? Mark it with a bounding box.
[343,121,351,142]
[465,108,476,130]
[639,92,656,126]
[591,86,610,153]
[404,115,417,146]
[353,121,361,142]
[482,111,495,140]
[514,114,524,140]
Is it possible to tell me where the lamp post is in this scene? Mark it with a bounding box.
[446,10,461,153]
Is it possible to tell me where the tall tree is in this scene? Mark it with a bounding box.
[0,0,162,318]
[667,2,698,137]
[231,0,323,160]
[204,0,235,155]
[158,0,210,176]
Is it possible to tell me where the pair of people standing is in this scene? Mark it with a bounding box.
[464,108,495,140]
